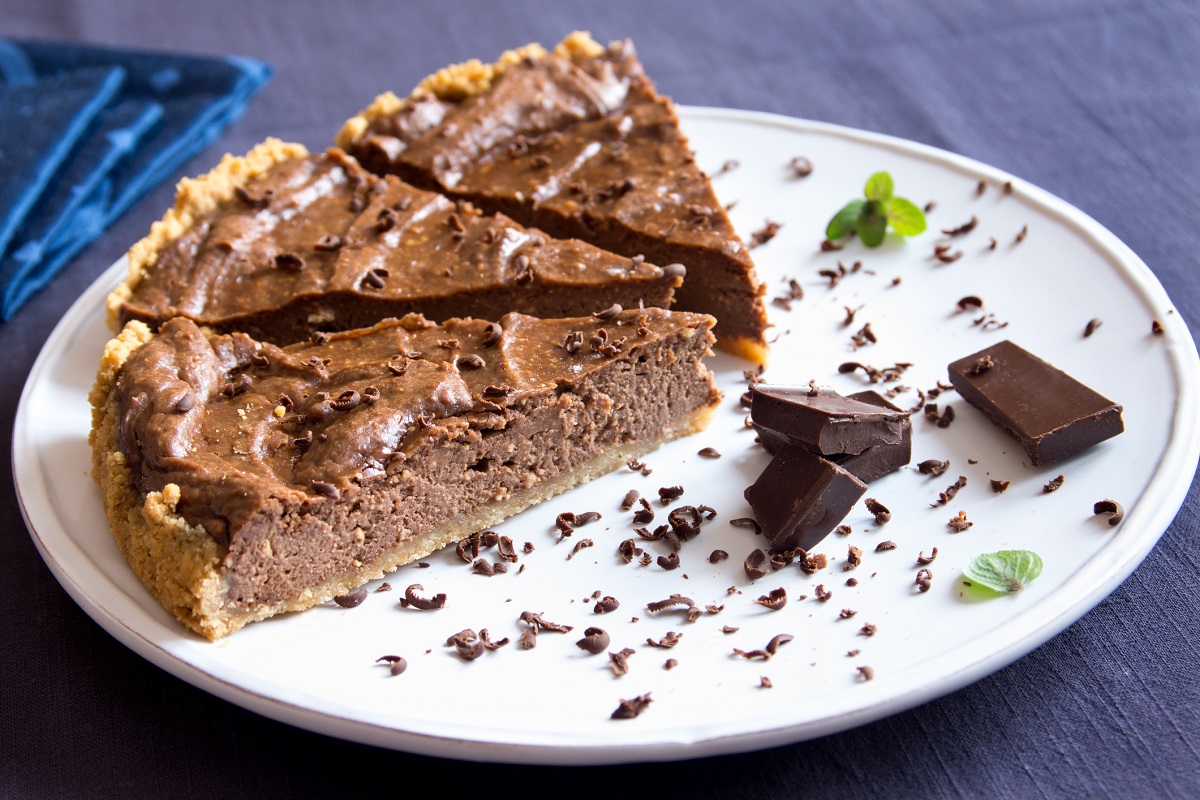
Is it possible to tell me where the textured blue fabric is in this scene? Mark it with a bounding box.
[0,66,124,261]
[0,39,270,319]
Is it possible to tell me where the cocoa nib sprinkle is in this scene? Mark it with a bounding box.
[646,631,683,649]
[947,511,974,532]
[755,587,788,610]
[991,479,1011,494]
[748,219,782,249]
[400,584,446,610]
[333,587,368,608]
[915,569,933,593]
[1043,474,1066,493]
[375,655,407,676]
[789,156,814,178]
[875,540,898,552]
[1093,498,1125,526]
[865,498,892,525]
[519,611,574,633]
[1084,318,1103,338]
[576,627,611,655]
[609,648,637,676]
[611,693,652,720]
[918,459,950,477]
[594,595,621,614]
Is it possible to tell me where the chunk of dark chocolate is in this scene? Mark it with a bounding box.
[755,390,911,482]
[744,444,868,553]
[947,340,1123,466]
[751,386,908,456]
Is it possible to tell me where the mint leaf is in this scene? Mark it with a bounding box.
[885,197,927,236]
[826,199,865,240]
[824,172,926,248]
[864,171,894,202]
[856,201,888,247]
[964,550,1044,593]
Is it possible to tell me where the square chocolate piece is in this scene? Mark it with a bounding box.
[947,340,1123,466]
[744,443,868,553]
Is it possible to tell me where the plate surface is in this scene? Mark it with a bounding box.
[15,108,1199,765]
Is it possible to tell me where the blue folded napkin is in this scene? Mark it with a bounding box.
[0,39,271,320]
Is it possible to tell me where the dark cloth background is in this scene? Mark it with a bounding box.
[3,1,1197,797]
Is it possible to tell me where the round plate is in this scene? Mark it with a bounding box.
[15,108,1199,765]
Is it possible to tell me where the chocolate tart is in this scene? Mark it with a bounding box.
[337,32,769,363]
[108,140,681,343]
[89,308,720,639]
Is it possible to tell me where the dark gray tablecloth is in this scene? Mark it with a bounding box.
[3,1,1197,797]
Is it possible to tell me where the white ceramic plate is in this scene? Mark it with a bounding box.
[15,108,1199,765]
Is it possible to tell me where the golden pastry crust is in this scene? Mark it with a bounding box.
[335,31,610,150]
[106,138,309,332]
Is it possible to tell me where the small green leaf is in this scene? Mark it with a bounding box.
[826,199,865,240]
[885,197,927,236]
[964,550,1044,593]
[856,201,888,247]
[864,171,894,202]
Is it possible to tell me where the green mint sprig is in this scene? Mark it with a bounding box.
[825,171,927,247]
[964,550,1044,593]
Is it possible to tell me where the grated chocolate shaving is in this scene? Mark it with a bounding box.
[1093,499,1125,526]
[333,588,368,608]
[947,511,973,532]
[1043,474,1065,493]
[744,548,769,579]
[646,631,682,649]
[401,584,446,610]
[755,587,788,610]
[865,498,891,525]
[611,692,652,719]
[576,627,611,655]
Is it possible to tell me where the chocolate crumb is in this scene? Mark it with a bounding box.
[857,665,875,681]
[708,549,730,564]
[859,623,877,637]
[697,447,722,459]
[836,525,853,536]
[864,498,891,525]
[918,459,950,477]
[970,355,994,375]
[627,459,652,475]
[472,558,496,576]
[523,541,534,554]
[376,582,393,592]
[620,489,640,511]
[749,219,782,249]
[845,545,863,569]
[664,658,679,670]
[401,584,446,610]
[1043,474,1066,493]
[987,236,998,250]
[788,156,814,178]
[846,577,859,587]
[976,180,987,196]
[759,676,773,688]
[333,588,368,608]
[814,584,832,602]
[1152,319,1165,335]
[915,569,933,593]
[839,608,858,619]
[1093,499,1125,526]
[576,627,611,655]
[1084,318,1103,338]
[519,627,538,649]
[646,631,682,649]
[722,626,739,634]
[755,588,788,610]
[744,548,768,579]
[611,693,652,719]
[875,541,897,552]
[594,596,620,614]
[947,511,973,532]
[847,649,861,657]
[715,159,740,176]
[990,479,1011,494]
[375,655,407,676]
[1015,224,1028,243]
[924,200,937,213]
[609,648,637,677]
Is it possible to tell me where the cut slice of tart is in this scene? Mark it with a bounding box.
[89,308,720,640]
[107,139,682,344]
[337,32,769,363]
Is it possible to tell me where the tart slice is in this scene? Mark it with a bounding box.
[90,308,720,640]
[107,140,682,343]
[337,32,769,363]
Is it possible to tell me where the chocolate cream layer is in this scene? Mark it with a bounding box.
[118,148,680,343]
[112,308,719,607]
[342,35,768,358]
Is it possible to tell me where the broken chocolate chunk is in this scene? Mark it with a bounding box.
[751,385,908,456]
[948,340,1123,465]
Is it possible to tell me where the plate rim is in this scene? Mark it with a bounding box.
[15,106,1200,765]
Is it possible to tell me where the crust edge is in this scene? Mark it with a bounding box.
[106,138,310,333]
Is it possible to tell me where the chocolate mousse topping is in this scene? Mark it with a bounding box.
[94,307,720,638]
[339,32,769,362]
[113,145,679,343]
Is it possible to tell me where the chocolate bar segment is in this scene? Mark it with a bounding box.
[744,444,868,553]
[751,385,908,456]
[947,340,1123,466]
[755,390,912,483]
